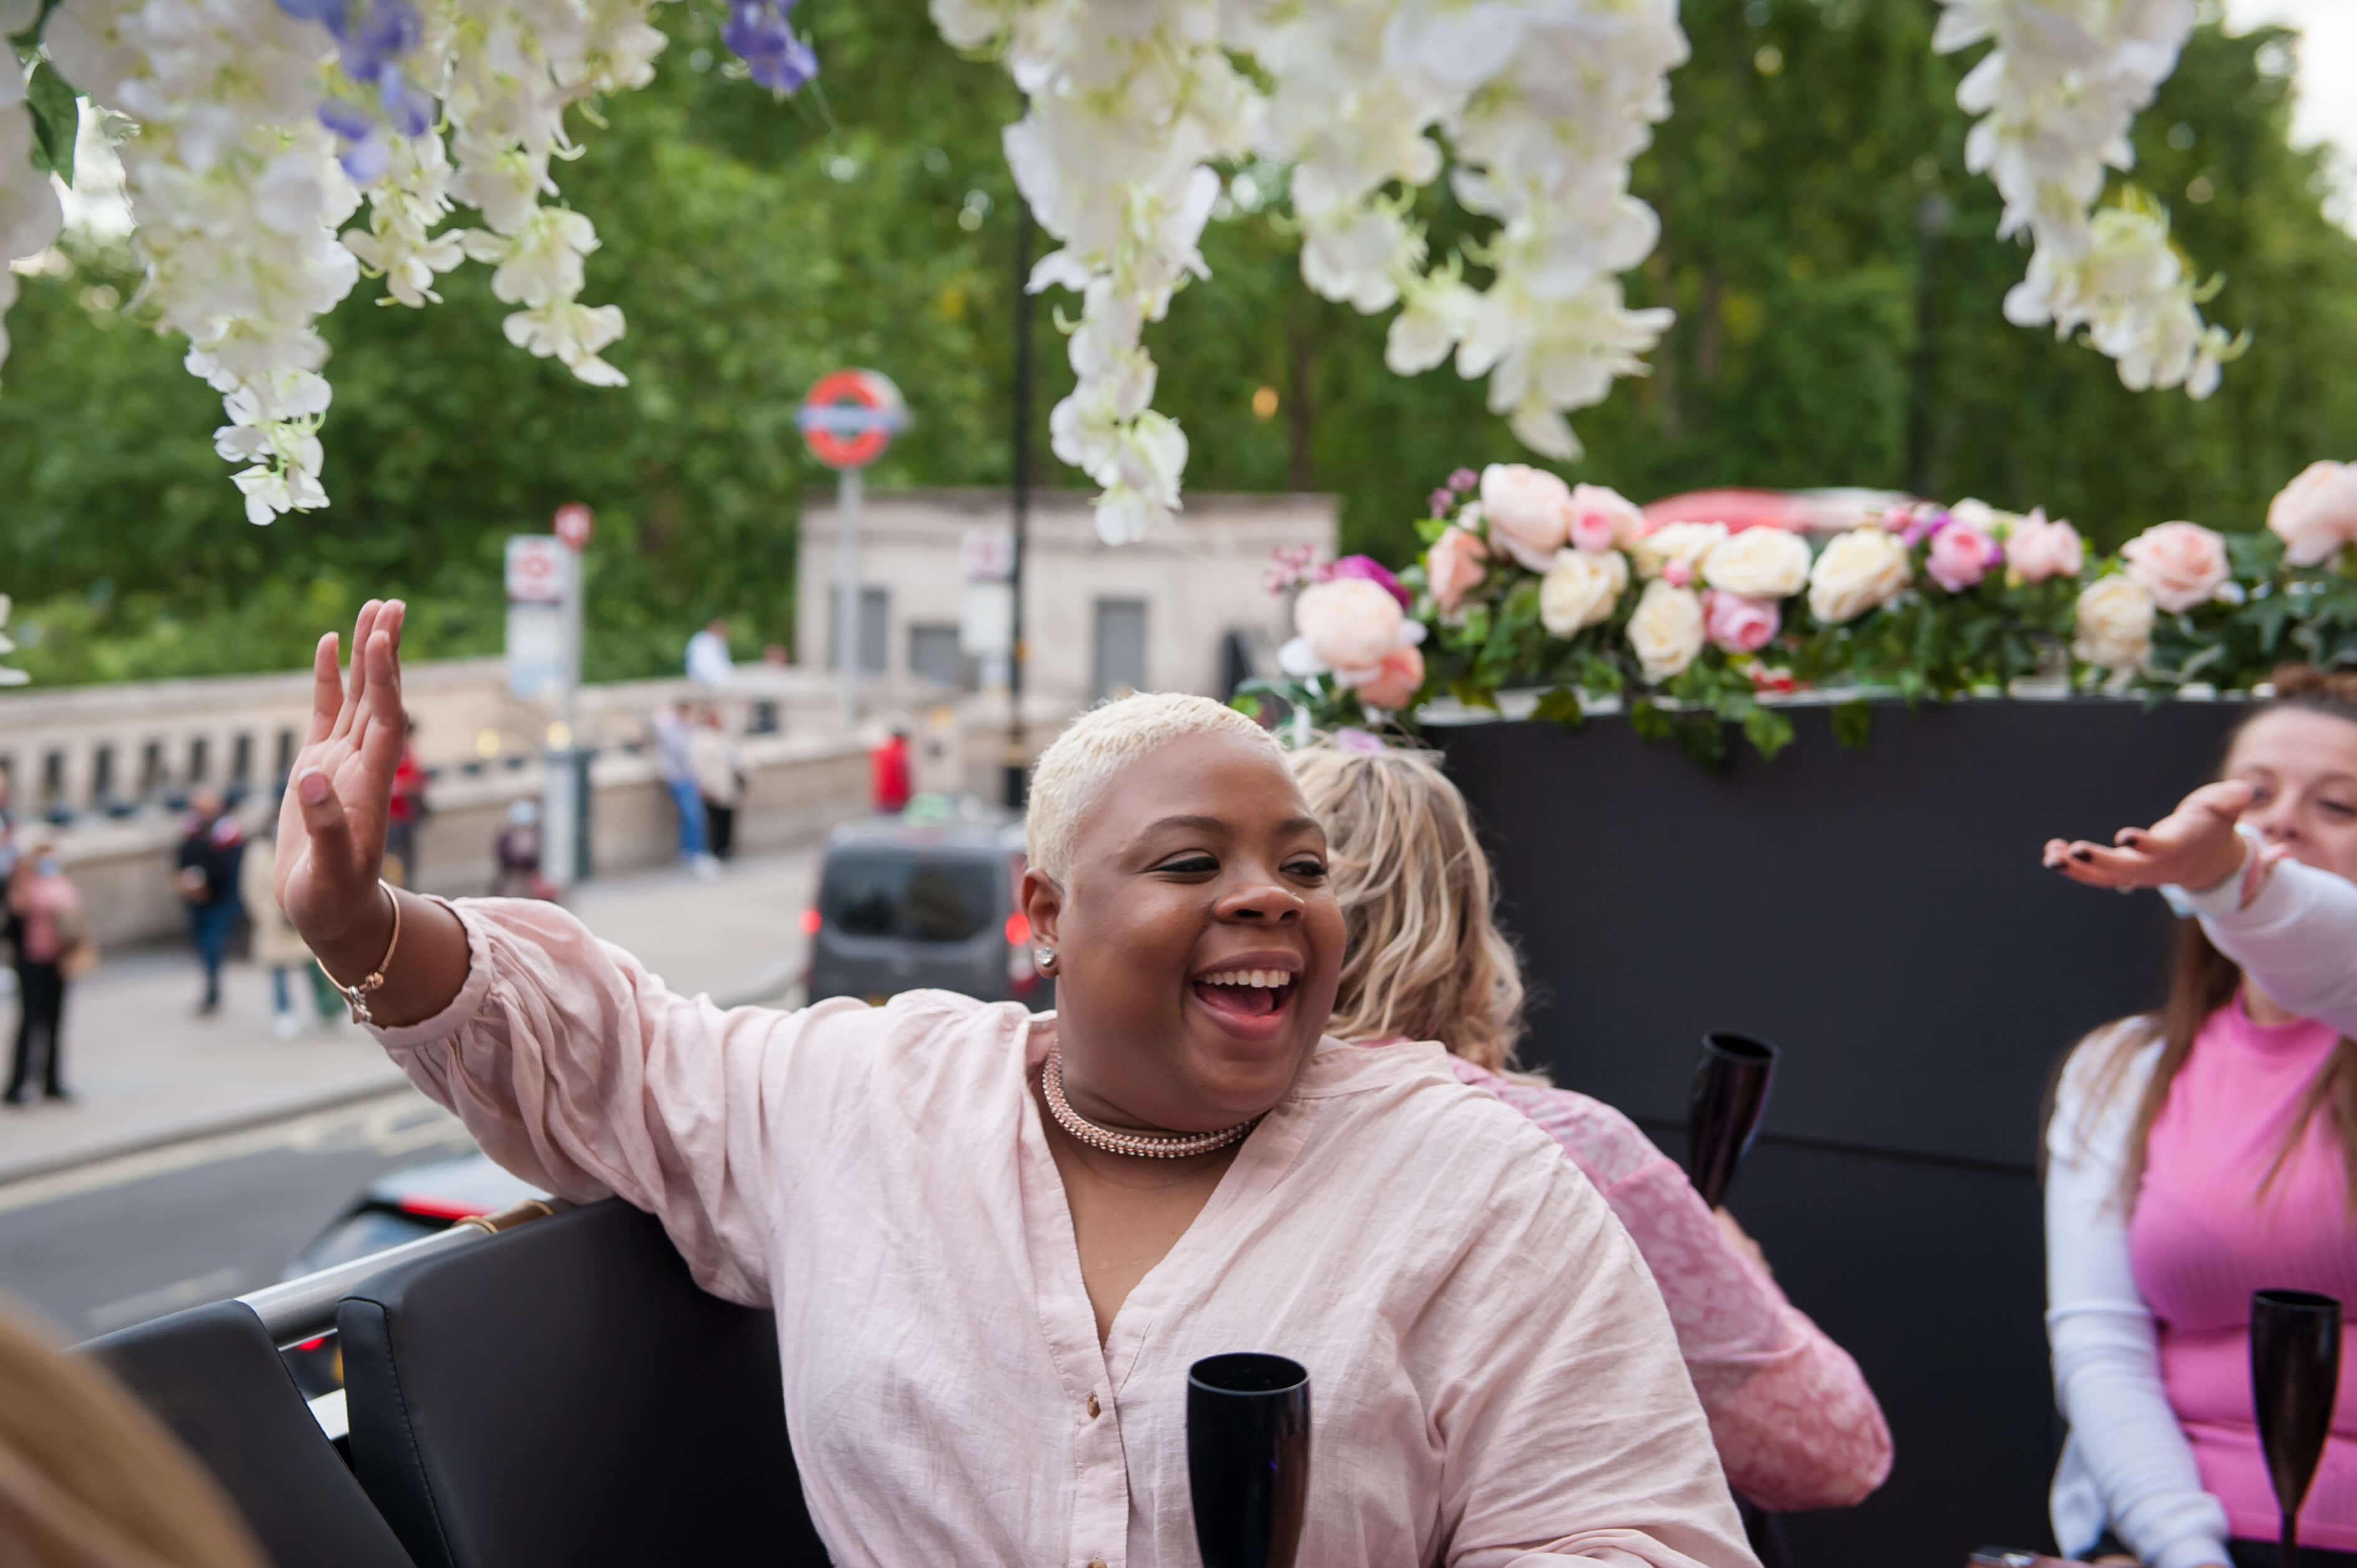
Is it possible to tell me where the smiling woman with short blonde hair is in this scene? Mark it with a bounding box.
[269,601,1758,1568]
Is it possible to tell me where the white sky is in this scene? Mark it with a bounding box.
[2223,0,2357,228]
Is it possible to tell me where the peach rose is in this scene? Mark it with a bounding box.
[1926,520,2000,593]
[2003,508,2085,585]
[1355,644,1425,710]
[2120,521,2228,613]
[1703,590,1780,654]
[2074,575,2156,670]
[1702,526,1812,599]
[1628,579,1706,682]
[1538,547,1630,637]
[1567,484,1643,554]
[2267,461,2357,568]
[1807,526,1911,624]
[1425,525,1490,615]
[1479,463,1577,570]
[1292,577,1406,672]
[1633,521,1729,581]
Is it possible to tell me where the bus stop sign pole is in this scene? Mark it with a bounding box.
[797,369,907,728]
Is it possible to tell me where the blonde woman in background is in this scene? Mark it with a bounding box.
[0,1298,265,1567]
[1291,738,1894,1512]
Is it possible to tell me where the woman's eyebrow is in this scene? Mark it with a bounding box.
[1136,813,1322,838]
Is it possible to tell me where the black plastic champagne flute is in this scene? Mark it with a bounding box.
[1187,1352,1311,1568]
[2251,1289,2343,1568]
[1686,1032,1781,1209]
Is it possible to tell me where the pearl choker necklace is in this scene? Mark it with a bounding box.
[1041,1050,1259,1159]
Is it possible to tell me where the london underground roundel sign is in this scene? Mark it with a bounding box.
[797,368,908,470]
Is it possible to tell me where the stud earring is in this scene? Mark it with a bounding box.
[1035,946,1056,969]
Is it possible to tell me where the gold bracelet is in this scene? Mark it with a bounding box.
[318,881,402,1026]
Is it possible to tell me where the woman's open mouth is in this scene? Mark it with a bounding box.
[1188,965,1299,1028]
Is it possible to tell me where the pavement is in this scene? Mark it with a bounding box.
[0,846,820,1186]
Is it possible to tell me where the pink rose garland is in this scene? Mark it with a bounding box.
[1926,519,2001,593]
[1703,590,1779,654]
[2121,521,2230,613]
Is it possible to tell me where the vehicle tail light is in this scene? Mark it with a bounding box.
[799,906,822,936]
[296,1336,328,1352]
[1006,907,1035,994]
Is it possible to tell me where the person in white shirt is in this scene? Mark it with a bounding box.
[685,617,735,687]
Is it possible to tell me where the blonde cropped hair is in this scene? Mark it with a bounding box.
[1026,692,1285,882]
[1289,743,1528,1073]
[0,1297,266,1567]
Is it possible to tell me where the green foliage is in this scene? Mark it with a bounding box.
[2,0,2355,687]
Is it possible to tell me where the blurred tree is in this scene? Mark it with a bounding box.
[1,0,2351,682]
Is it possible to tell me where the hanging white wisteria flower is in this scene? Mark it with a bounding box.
[0,594,26,685]
[1934,0,2242,396]
[936,0,1251,543]
[13,0,819,521]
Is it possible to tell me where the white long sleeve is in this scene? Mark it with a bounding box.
[2178,856,2357,1036]
[2044,1023,2233,1568]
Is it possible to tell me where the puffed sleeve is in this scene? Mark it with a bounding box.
[369,896,870,1308]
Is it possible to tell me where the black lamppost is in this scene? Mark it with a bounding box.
[1004,203,1036,812]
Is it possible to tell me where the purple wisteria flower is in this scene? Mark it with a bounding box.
[1428,486,1453,518]
[724,0,820,92]
[284,0,433,181]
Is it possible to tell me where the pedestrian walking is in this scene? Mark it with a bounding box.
[685,616,735,686]
[491,799,554,900]
[688,704,744,862]
[652,702,719,878]
[870,720,911,815]
[175,786,245,1017]
[384,714,428,889]
[7,831,89,1105]
[240,800,339,1036]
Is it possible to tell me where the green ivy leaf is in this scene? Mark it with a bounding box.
[1629,699,1674,742]
[1532,685,1585,730]
[1229,694,1261,720]
[24,62,78,186]
[1673,713,1726,768]
[1742,705,1796,761]
[1831,698,1874,750]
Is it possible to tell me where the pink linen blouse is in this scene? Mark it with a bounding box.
[372,899,1759,1568]
[1450,1061,1893,1511]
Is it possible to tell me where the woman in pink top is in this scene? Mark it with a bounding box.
[1290,742,1893,1512]
[2043,668,2357,1568]
[278,601,1757,1568]
[6,829,84,1105]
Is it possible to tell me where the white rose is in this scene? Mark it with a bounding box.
[1807,526,1912,624]
[1702,526,1812,599]
[1632,521,1728,580]
[2073,576,2157,671]
[1539,548,1630,638]
[1627,578,1705,682]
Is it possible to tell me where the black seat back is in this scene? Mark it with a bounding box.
[338,1198,829,1568]
[84,1299,416,1568]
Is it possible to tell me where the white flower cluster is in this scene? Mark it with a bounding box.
[935,0,1684,538]
[30,0,663,523]
[933,0,1251,543]
[0,2,67,377]
[1239,0,1686,461]
[1934,0,2238,397]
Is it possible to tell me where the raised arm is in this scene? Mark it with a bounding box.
[276,599,472,1027]
[275,601,809,1305]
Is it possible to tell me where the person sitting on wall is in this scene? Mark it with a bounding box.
[271,599,1760,1568]
[2039,665,2357,1568]
[1291,739,1894,1514]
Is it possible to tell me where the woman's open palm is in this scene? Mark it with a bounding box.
[275,599,409,948]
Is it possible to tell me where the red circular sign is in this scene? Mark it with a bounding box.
[797,369,906,470]
[553,502,594,549]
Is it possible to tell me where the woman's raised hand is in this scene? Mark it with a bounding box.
[276,600,408,955]
[2041,780,2258,893]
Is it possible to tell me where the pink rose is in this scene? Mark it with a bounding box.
[1425,525,1490,615]
[1926,520,2000,593]
[1479,463,1576,570]
[1703,589,1780,654]
[1355,644,1425,711]
[1663,558,1694,588]
[2268,461,2357,568]
[1292,577,1407,672]
[2004,508,2085,585]
[2121,520,2230,613]
[1567,483,1643,554]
